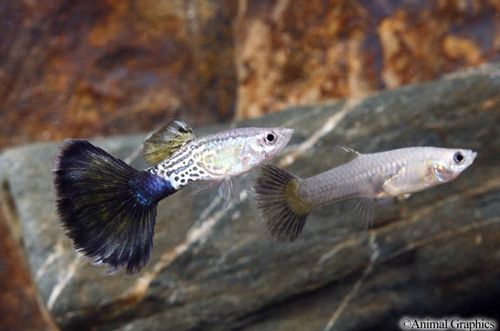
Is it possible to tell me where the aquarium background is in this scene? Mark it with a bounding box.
[1,1,500,150]
[1,1,500,330]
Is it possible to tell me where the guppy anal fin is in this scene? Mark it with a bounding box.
[218,177,241,208]
[143,119,196,165]
[348,197,375,229]
[376,196,395,210]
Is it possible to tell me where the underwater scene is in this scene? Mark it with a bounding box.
[1,1,499,330]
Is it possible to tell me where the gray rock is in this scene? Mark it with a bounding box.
[1,63,499,330]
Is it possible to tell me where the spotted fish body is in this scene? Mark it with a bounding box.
[251,146,477,242]
[53,120,294,273]
[149,127,292,192]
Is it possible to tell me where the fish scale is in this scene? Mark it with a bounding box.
[251,146,477,242]
[149,143,212,188]
[299,147,449,207]
[152,130,288,191]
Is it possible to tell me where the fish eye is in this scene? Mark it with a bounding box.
[264,132,277,145]
[453,151,465,164]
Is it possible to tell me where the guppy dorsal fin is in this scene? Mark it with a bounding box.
[143,120,196,165]
[329,145,361,167]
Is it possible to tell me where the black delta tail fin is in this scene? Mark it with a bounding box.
[53,139,176,273]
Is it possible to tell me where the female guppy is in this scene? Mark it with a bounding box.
[251,146,477,242]
[53,120,293,273]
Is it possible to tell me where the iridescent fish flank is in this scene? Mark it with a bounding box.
[149,126,292,200]
[53,120,294,273]
[251,146,477,242]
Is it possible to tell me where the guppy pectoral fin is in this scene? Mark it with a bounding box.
[143,119,196,165]
[218,177,241,208]
[380,164,407,196]
[348,197,375,229]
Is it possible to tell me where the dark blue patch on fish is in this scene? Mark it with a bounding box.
[129,172,175,206]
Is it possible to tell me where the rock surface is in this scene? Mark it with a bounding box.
[1,64,500,330]
[0,0,238,149]
[234,0,500,118]
[0,195,56,330]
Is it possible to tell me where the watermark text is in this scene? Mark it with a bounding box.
[399,317,497,331]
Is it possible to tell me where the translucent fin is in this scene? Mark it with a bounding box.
[375,197,395,210]
[189,180,221,196]
[349,197,375,229]
[250,165,311,242]
[218,177,241,208]
[232,178,241,205]
[397,194,411,202]
[143,120,196,165]
[53,139,176,273]
[329,145,362,167]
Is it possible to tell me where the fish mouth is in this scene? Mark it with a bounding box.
[279,128,295,142]
[470,151,478,161]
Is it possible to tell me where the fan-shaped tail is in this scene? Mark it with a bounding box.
[53,139,176,273]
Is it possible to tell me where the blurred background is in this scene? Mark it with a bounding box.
[1,0,500,150]
[1,0,500,329]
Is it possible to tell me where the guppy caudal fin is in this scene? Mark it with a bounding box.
[53,139,176,273]
[251,165,312,242]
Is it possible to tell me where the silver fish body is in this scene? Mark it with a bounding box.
[251,146,477,242]
[299,147,477,208]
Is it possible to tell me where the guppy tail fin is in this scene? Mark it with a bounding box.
[251,165,312,242]
[53,139,176,273]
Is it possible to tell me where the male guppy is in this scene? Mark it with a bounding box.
[251,146,477,242]
[53,120,294,273]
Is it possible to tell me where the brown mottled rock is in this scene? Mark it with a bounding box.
[0,190,56,330]
[2,1,500,152]
[235,0,500,118]
[1,63,499,330]
[0,0,237,149]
